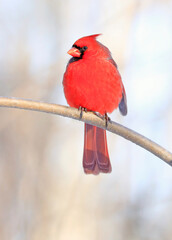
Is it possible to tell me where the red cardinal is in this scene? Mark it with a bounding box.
[63,34,127,175]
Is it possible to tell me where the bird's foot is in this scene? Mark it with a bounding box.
[104,113,111,128]
[78,106,87,119]
[93,112,111,128]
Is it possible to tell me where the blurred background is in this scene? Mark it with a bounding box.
[0,0,172,239]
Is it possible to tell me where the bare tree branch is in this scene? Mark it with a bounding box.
[0,97,172,166]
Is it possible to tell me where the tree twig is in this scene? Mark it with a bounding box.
[0,97,172,166]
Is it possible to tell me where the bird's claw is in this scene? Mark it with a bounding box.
[93,112,111,128]
[78,106,87,119]
[104,113,111,128]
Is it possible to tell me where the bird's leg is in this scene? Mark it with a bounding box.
[78,106,87,119]
[104,113,111,128]
[93,112,111,128]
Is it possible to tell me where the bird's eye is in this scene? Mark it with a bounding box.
[82,46,88,51]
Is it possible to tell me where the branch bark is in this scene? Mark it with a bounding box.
[0,97,172,166]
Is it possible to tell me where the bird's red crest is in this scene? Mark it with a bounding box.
[86,34,102,39]
[73,34,102,48]
[78,34,102,41]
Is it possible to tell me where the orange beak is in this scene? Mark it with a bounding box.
[67,47,81,58]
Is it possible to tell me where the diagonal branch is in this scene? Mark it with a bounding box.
[0,97,172,166]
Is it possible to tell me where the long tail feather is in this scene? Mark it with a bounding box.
[83,123,98,174]
[83,123,111,175]
[96,127,112,173]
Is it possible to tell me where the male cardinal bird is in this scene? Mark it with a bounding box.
[63,34,127,175]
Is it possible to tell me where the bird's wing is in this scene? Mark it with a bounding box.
[119,84,127,116]
[109,57,128,116]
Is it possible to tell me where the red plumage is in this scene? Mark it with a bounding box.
[63,34,127,175]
